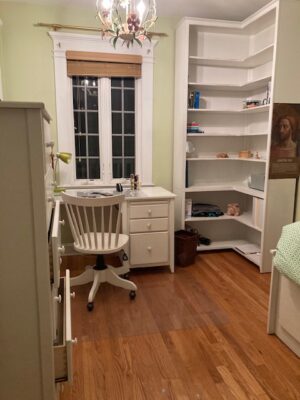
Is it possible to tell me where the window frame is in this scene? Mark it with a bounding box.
[50,31,155,187]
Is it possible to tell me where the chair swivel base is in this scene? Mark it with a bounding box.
[86,263,137,311]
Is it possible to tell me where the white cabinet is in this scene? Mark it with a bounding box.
[0,102,74,400]
[122,187,175,273]
[173,2,279,272]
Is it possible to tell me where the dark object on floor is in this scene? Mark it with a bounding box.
[175,230,198,267]
[198,235,211,246]
[192,203,224,217]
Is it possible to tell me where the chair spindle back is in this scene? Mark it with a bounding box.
[62,192,125,251]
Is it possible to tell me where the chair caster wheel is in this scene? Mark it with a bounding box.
[123,273,130,280]
[87,302,94,311]
[129,290,136,300]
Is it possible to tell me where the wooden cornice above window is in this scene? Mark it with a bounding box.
[66,51,142,78]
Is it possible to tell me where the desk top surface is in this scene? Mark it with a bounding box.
[60,186,175,202]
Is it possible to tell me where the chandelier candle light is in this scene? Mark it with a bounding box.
[96,0,157,47]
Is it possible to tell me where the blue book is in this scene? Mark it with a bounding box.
[194,91,200,109]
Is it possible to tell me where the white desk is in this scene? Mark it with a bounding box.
[62,187,176,273]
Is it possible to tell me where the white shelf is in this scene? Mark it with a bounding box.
[187,132,268,137]
[196,240,262,267]
[185,183,265,199]
[237,213,262,231]
[174,5,277,272]
[189,44,274,68]
[188,105,270,113]
[187,157,266,163]
[197,239,248,251]
[188,76,271,92]
[185,212,262,232]
[234,247,262,266]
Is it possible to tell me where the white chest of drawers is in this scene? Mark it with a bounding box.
[0,102,74,400]
[122,187,175,273]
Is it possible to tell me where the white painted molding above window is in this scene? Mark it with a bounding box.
[49,31,156,187]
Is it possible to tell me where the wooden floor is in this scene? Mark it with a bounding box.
[61,251,300,400]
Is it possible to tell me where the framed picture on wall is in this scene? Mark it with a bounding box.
[269,103,300,179]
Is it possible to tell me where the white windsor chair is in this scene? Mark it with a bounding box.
[62,191,137,311]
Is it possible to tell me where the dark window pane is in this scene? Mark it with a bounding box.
[72,76,81,86]
[112,113,122,134]
[73,87,85,110]
[87,88,98,110]
[113,158,122,178]
[124,114,135,134]
[112,89,122,111]
[74,112,86,134]
[124,158,135,178]
[124,90,134,111]
[88,136,99,157]
[124,136,135,157]
[111,78,122,88]
[89,159,100,179]
[87,113,98,133]
[76,158,87,179]
[75,135,87,157]
[124,136,135,156]
[123,78,135,88]
[112,136,122,157]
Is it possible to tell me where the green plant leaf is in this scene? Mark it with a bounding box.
[112,36,118,48]
[134,37,142,47]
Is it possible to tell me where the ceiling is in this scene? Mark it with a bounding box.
[2,0,272,21]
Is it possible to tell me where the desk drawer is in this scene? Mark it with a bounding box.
[130,232,169,265]
[129,218,168,233]
[130,202,169,219]
[54,270,76,383]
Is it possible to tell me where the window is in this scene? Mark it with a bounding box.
[72,76,100,180]
[71,76,136,181]
[50,32,155,187]
[111,77,135,179]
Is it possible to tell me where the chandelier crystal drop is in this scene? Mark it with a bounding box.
[96,0,157,47]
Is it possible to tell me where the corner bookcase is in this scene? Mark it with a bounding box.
[173,1,279,272]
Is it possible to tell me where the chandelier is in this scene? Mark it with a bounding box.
[96,0,157,47]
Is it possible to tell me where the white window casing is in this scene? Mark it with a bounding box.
[49,31,156,187]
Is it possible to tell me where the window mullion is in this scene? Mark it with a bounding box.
[99,77,112,184]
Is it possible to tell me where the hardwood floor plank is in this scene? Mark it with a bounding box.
[60,251,300,400]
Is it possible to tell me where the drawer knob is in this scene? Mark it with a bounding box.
[70,291,76,299]
[59,219,65,226]
[147,246,152,251]
[148,209,152,215]
[58,245,65,255]
[60,257,62,265]
[147,223,151,229]
[54,295,62,303]
[72,338,78,345]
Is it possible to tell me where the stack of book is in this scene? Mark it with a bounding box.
[187,122,204,134]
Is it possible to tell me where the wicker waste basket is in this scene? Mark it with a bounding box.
[175,230,198,267]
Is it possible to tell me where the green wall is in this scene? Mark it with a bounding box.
[0,2,177,191]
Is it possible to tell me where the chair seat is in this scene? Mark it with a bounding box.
[74,232,129,255]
